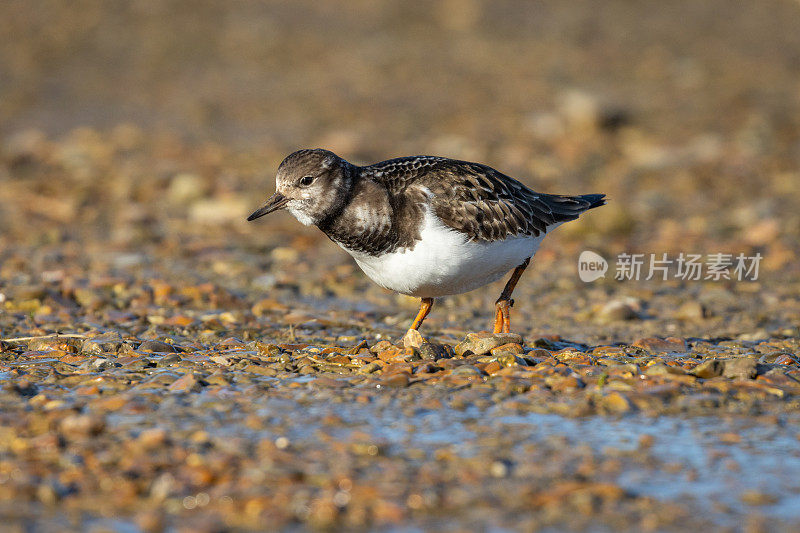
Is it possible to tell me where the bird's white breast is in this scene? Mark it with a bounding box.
[342,208,550,298]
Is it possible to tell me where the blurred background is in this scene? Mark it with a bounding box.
[1,0,799,337]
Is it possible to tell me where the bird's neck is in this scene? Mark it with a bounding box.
[317,172,399,255]
[314,162,358,230]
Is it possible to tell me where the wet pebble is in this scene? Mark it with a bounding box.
[417,342,453,361]
[139,340,179,353]
[455,333,523,356]
[633,337,687,354]
[691,359,724,378]
[722,357,758,380]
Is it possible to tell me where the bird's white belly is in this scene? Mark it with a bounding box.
[343,209,548,298]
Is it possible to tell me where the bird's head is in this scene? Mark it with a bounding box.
[247,148,353,226]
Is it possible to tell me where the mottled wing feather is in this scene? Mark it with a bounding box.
[362,156,450,195]
[364,156,603,242]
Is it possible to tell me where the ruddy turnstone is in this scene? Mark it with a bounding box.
[248,149,605,338]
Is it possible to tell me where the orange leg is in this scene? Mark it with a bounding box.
[409,297,434,331]
[493,258,530,334]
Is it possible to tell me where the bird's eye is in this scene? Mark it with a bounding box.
[299,176,314,186]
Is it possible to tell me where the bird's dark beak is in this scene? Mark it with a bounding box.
[247,192,289,221]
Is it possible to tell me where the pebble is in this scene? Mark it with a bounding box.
[596,299,640,322]
[28,336,81,353]
[644,363,687,377]
[601,392,633,414]
[722,358,758,380]
[402,328,424,349]
[454,333,523,356]
[59,414,105,437]
[81,333,124,354]
[358,362,382,374]
[168,374,203,393]
[449,364,484,377]
[137,427,169,449]
[740,490,779,506]
[674,301,708,321]
[139,340,179,353]
[381,373,410,388]
[417,342,453,361]
[691,359,724,378]
[633,337,687,354]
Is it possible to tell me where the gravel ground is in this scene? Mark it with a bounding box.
[2,1,800,531]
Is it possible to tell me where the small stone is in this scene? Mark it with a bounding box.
[718,432,742,444]
[81,333,123,354]
[553,350,595,365]
[596,299,640,323]
[558,89,600,131]
[490,342,524,356]
[138,427,168,449]
[244,364,278,377]
[691,359,724,378]
[545,374,585,391]
[592,346,625,356]
[601,392,632,414]
[346,339,369,355]
[417,342,453,361]
[168,374,203,393]
[489,460,509,478]
[532,336,561,350]
[644,363,687,377]
[138,340,178,353]
[638,434,655,449]
[168,172,205,203]
[90,358,116,371]
[674,301,708,321]
[370,340,394,354]
[454,332,523,356]
[190,197,249,225]
[740,490,778,506]
[73,288,102,308]
[402,329,424,349]
[205,371,232,386]
[449,364,484,377]
[358,361,382,374]
[526,348,553,359]
[135,509,166,533]
[28,336,81,353]
[381,373,410,388]
[377,346,405,362]
[155,353,182,367]
[496,353,518,367]
[270,246,299,262]
[59,414,105,437]
[484,361,504,374]
[632,337,687,354]
[248,342,279,358]
[723,358,758,380]
[59,351,87,364]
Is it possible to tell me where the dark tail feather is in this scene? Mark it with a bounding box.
[537,192,607,225]
[580,193,606,210]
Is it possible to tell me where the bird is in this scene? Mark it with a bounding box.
[247,148,605,341]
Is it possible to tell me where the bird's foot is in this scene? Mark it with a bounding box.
[493,299,514,334]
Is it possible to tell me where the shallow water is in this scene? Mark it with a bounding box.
[101,379,800,528]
